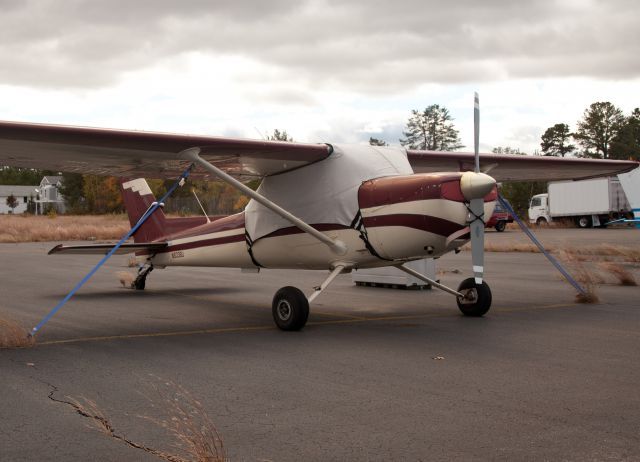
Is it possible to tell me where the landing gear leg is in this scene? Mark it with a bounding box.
[397,264,492,317]
[272,264,346,331]
[132,263,154,290]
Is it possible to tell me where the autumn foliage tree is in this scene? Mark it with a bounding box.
[5,194,18,213]
[82,175,123,214]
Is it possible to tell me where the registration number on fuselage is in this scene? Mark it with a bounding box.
[171,250,185,259]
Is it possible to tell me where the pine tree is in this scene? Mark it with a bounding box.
[609,108,640,160]
[400,105,463,151]
[540,123,575,157]
[574,102,625,159]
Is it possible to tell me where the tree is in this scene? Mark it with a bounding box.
[0,166,49,185]
[5,194,18,213]
[499,181,546,218]
[540,123,575,157]
[59,173,86,213]
[369,137,387,146]
[610,108,640,160]
[400,105,463,151]
[268,129,293,142]
[574,102,625,159]
[82,175,123,214]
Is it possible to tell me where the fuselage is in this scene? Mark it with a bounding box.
[143,171,497,271]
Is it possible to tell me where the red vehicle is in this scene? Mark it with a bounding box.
[486,200,514,232]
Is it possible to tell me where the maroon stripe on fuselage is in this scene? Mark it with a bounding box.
[261,223,351,240]
[136,234,247,256]
[363,214,463,237]
[167,212,245,240]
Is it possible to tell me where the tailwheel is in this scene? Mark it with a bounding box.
[456,277,492,317]
[272,286,309,331]
[132,264,153,291]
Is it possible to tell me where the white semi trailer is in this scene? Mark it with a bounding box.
[528,177,631,228]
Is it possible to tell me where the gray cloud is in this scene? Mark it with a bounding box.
[1,0,638,93]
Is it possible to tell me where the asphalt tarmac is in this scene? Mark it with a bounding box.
[1,228,639,461]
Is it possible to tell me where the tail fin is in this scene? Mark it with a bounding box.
[120,178,167,242]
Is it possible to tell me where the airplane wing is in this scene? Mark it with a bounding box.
[407,150,638,182]
[0,121,332,180]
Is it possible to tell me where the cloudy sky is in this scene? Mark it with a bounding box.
[1,0,638,154]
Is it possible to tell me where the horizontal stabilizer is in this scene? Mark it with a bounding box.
[48,242,168,255]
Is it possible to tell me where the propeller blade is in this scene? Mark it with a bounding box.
[469,197,485,284]
[474,92,480,174]
[469,92,485,284]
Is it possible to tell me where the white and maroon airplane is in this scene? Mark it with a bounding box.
[0,100,636,331]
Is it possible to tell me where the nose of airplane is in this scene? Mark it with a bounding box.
[460,171,496,201]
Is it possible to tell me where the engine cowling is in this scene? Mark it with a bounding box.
[357,172,496,260]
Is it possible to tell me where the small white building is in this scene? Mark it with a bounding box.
[0,185,38,214]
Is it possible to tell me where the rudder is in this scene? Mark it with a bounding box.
[120,178,167,242]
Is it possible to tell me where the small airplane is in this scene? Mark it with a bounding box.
[0,96,637,331]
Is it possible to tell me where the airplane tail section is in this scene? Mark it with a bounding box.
[121,178,167,242]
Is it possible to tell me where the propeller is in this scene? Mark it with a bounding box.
[459,92,496,285]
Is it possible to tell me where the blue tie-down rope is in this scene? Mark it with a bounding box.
[497,194,586,296]
[30,164,194,337]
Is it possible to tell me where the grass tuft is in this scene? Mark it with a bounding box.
[69,380,227,462]
[115,271,136,288]
[557,250,600,304]
[0,317,35,349]
[598,262,637,286]
[143,381,228,462]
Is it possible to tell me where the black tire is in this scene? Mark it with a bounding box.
[576,216,592,228]
[456,277,492,317]
[536,217,547,226]
[272,286,309,331]
[495,221,506,232]
[133,278,146,290]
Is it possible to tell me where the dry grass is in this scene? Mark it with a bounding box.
[70,381,227,462]
[557,250,600,304]
[598,262,637,286]
[127,255,139,267]
[464,241,640,262]
[0,316,35,349]
[115,271,136,288]
[0,214,129,243]
[144,381,228,462]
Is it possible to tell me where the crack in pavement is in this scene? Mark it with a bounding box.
[45,382,186,462]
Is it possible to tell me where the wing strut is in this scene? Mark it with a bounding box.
[182,148,348,255]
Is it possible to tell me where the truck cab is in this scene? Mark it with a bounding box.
[528,193,550,225]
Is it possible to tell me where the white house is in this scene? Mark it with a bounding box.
[0,185,38,214]
[36,175,66,214]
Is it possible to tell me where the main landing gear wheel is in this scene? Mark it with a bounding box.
[456,277,492,317]
[272,286,309,331]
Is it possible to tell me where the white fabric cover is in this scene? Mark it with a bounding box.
[245,144,414,240]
